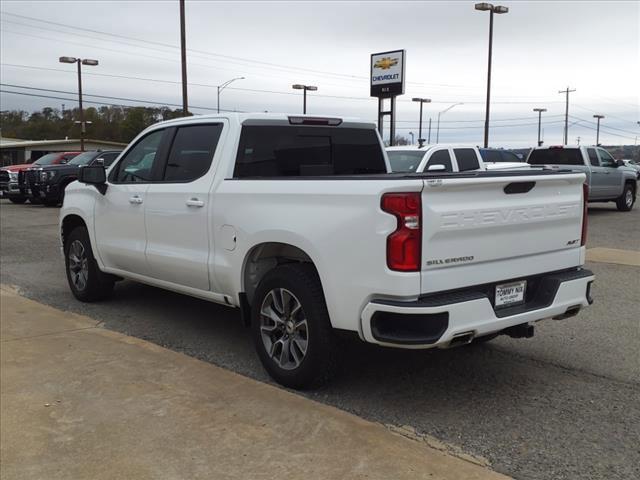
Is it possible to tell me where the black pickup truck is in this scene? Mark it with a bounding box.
[31,150,121,206]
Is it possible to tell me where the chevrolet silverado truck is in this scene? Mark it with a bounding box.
[60,113,594,388]
[31,150,121,206]
[386,145,529,173]
[527,145,637,211]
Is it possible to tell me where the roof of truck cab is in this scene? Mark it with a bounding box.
[150,113,376,129]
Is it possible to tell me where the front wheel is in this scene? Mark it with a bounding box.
[64,226,114,302]
[9,197,27,204]
[251,264,338,389]
[616,183,635,211]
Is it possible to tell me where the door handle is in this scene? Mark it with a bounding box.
[186,198,204,208]
[129,195,143,204]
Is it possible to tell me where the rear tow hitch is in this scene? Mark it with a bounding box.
[504,323,534,339]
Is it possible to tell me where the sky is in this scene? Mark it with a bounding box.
[1,0,639,147]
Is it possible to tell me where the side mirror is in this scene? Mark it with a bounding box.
[616,159,625,167]
[427,164,446,172]
[79,165,107,194]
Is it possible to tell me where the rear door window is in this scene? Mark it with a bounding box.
[163,124,223,182]
[453,148,480,171]
[587,149,600,166]
[234,126,386,177]
[425,149,453,172]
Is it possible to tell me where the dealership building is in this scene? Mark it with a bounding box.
[0,137,127,166]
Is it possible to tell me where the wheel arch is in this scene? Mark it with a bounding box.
[61,214,88,249]
[240,242,322,321]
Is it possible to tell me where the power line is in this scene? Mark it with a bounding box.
[2,10,481,89]
[0,85,242,112]
[572,104,639,126]
[569,115,640,136]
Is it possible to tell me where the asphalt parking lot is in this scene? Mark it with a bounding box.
[1,199,638,480]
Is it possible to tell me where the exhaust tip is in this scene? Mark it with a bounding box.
[448,331,475,348]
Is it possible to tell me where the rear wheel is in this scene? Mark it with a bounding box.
[9,197,27,204]
[251,264,338,389]
[64,226,114,302]
[616,183,635,211]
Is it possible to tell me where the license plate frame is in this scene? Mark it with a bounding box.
[495,280,527,308]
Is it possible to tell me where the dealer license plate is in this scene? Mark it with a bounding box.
[495,280,527,307]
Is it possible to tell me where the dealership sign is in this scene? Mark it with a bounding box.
[370,49,405,98]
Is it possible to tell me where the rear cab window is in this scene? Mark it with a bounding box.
[528,148,584,166]
[386,150,425,173]
[234,125,386,178]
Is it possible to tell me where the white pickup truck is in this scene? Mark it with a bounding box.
[60,113,594,389]
[386,145,529,173]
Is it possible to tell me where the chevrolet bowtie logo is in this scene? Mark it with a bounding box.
[373,57,398,70]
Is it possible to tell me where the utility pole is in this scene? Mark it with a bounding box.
[593,114,604,145]
[559,86,576,145]
[179,0,188,116]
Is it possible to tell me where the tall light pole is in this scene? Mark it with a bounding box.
[593,114,604,145]
[559,86,576,145]
[217,77,245,113]
[412,97,431,147]
[436,102,463,143]
[475,3,508,148]
[533,108,547,146]
[59,56,98,152]
[292,84,318,114]
[179,0,188,116]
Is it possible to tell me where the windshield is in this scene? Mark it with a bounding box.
[528,148,583,166]
[33,153,60,165]
[68,151,97,166]
[386,150,425,173]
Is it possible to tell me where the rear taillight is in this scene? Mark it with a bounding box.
[381,192,422,272]
[581,182,589,246]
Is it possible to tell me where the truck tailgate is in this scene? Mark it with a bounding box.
[420,173,586,294]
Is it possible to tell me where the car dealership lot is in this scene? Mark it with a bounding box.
[1,200,638,480]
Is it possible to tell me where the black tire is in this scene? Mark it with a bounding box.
[64,226,114,302]
[616,183,635,212]
[44,199,59,207]
[251,263,338,390]
[9,197,27,204]
[29,197,42,205]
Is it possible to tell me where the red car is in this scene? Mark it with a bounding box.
[0,152,80,204]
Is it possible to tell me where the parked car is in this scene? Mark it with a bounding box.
[479,148,525,164]
[31,150,121,206]
[61,113,594,389]
[1,165,29,203]
[527,145,637,211]
[386,145,529,173]
[621,159,640,179]
[16,152,81,204]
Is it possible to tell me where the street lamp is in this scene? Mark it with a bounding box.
[436,103,463,143]
[474,2,509,148]
[59,56,98,152]
[292,84,318,114]
[412,97,431,147]
[593,114,605,145]
[533,108,547,146]
[217,77,245,114]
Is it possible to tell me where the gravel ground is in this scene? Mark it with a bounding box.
[1,199,638,480]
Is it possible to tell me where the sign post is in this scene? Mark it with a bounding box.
[370,50,405,146]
